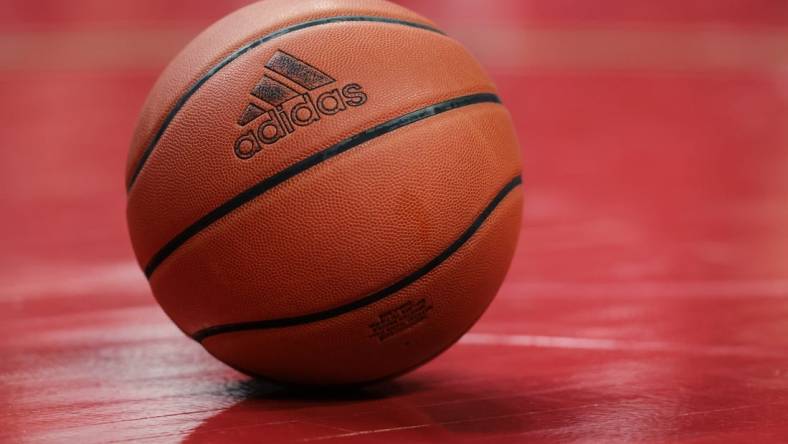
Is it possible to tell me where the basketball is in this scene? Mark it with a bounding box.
[125,0,522,385]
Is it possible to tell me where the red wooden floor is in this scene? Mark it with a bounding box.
[2,1,788,442]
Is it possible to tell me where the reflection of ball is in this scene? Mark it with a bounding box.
[125,0,522,385]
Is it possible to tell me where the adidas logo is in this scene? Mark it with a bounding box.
[234,50,368,159]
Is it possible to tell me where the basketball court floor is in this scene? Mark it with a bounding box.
[1,0,787,442]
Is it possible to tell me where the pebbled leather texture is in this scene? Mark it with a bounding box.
[126,22,496,268]
[126,0,523,384]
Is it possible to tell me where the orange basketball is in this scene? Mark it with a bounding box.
[126,0,522,385]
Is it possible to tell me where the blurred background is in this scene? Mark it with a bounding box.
[2,0,787,283]
[1,1,787,442]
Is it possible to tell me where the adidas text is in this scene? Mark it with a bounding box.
[234,84,367,159]
[234,50,368,160]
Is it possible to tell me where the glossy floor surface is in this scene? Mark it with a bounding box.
[1,0,788,442]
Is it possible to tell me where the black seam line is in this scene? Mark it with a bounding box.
[191,174,522,343]
[144,92,502,278]
[126,15,445,192]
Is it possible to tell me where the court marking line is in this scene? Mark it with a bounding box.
[452,24,788,73]
[6,22,788,76]
[460,333,785,358]
[5,25,788,73]
[0,261,145,300]
[500,280,788,299]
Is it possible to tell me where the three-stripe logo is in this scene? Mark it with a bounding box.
[234,50,368,159]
